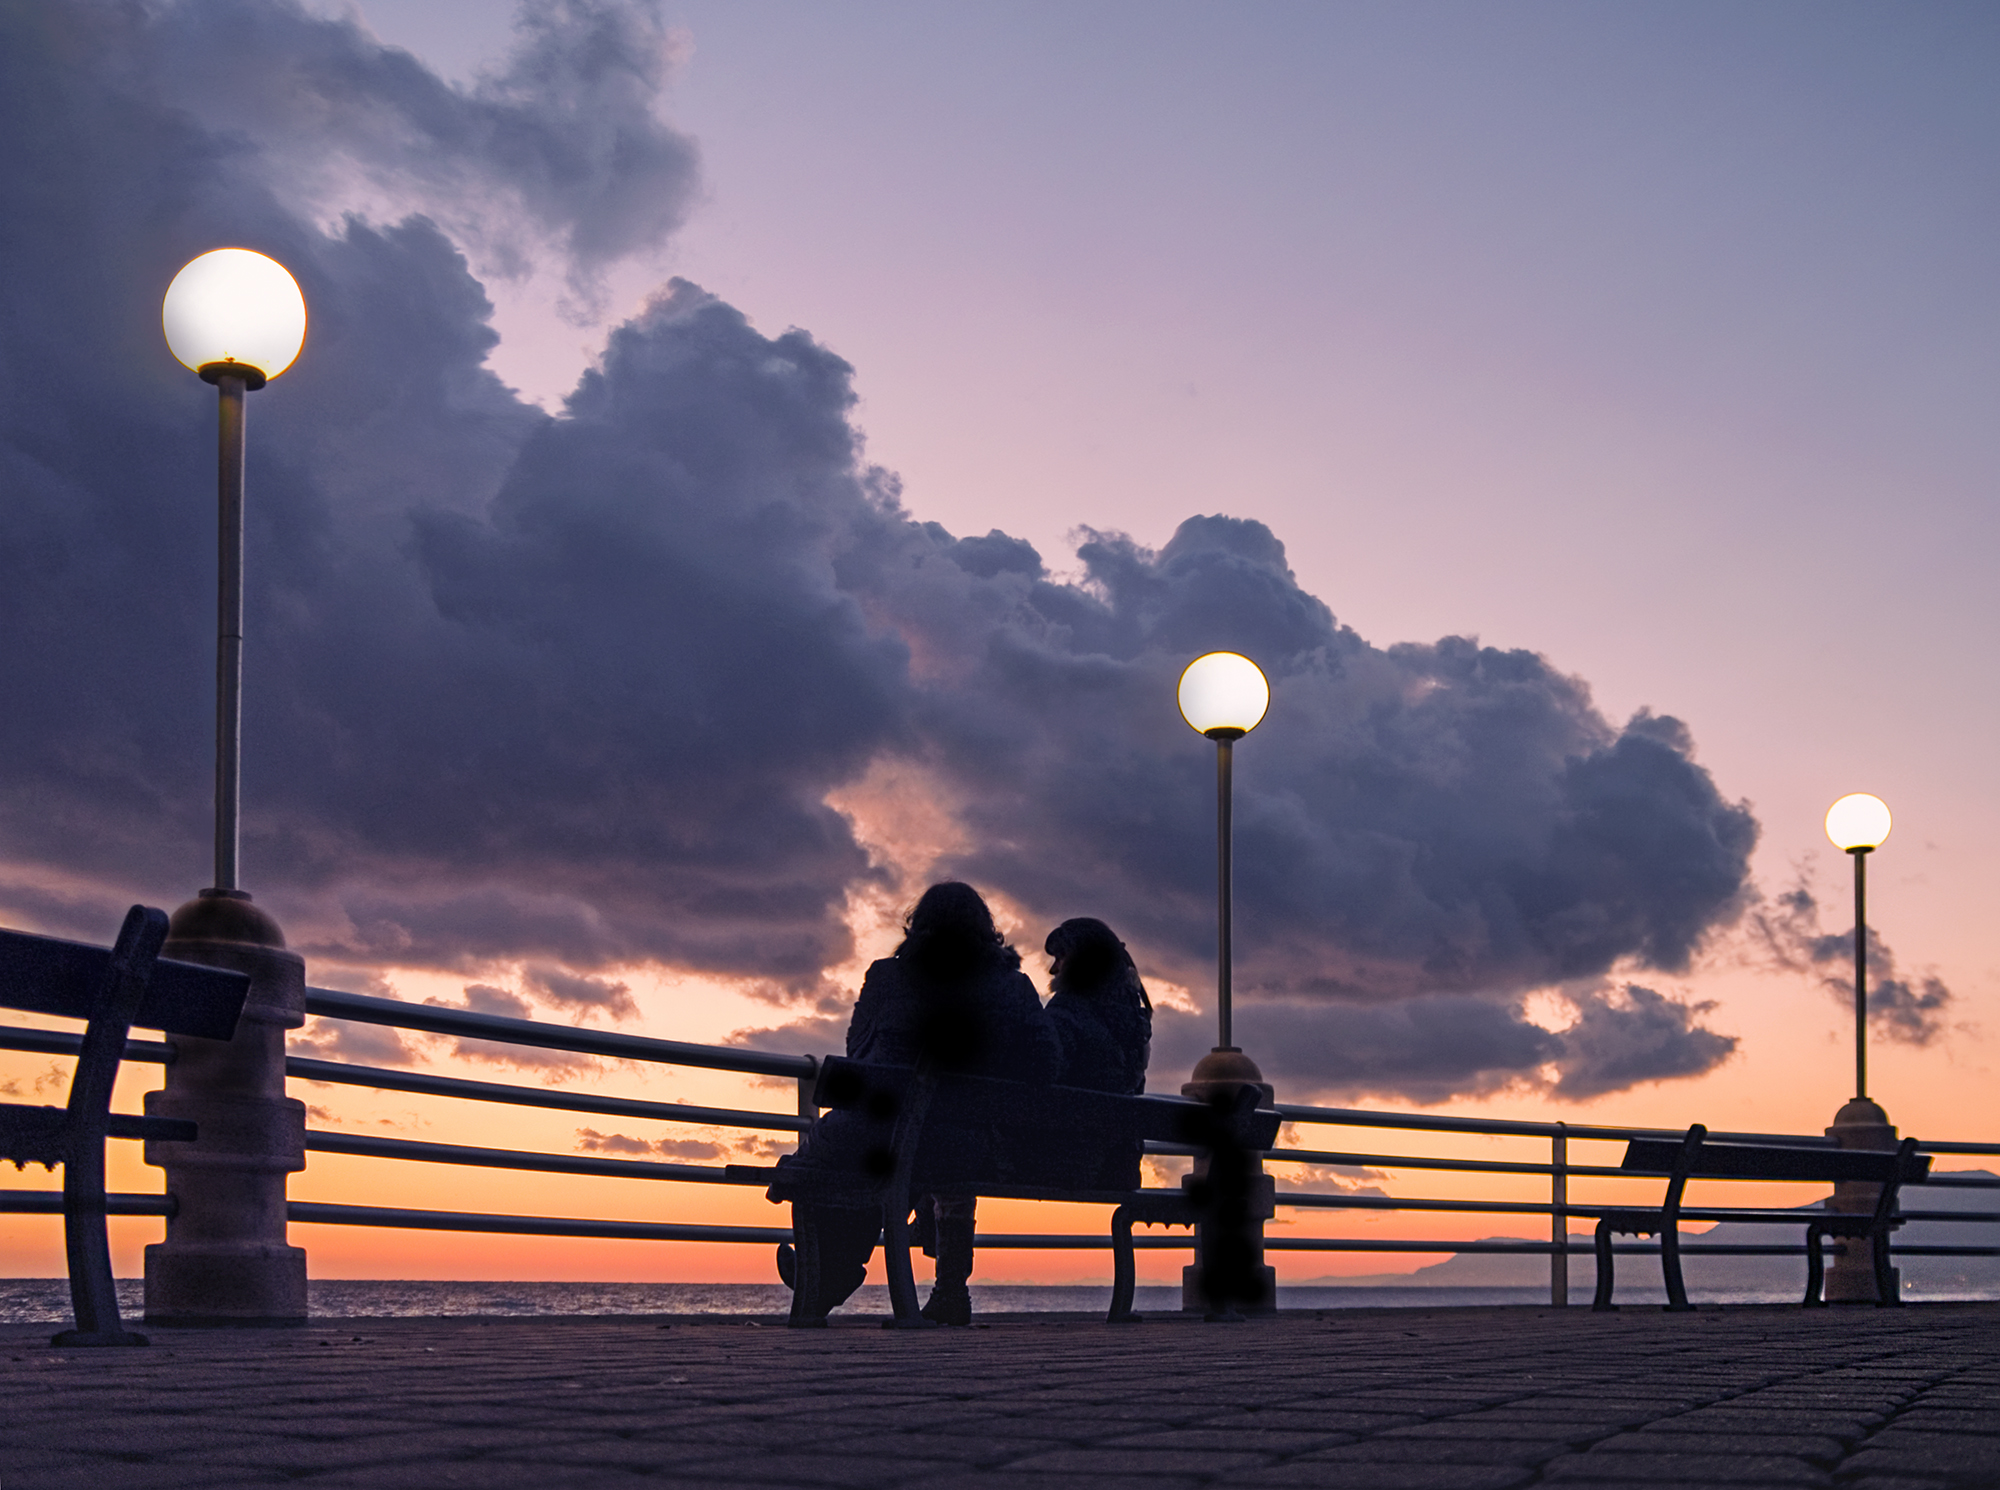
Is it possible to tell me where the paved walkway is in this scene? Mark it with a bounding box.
[3,1303,1997,1489]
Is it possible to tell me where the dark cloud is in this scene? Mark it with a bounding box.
[1,0,1760,1107]
[1754,881,1954,1045]
[1548,982,1737,1100]
[134,0,698,293]
[847,514,1758,1003]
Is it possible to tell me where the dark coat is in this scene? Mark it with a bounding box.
[771,951,1059,1198]
[1047,967,1152,1097]
[1030,964,1153,1189]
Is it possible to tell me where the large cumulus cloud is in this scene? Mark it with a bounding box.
[1,0,1755,1100]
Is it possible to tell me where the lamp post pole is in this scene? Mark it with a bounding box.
[1213,728,1239,1051]
[1851,844,1870,1101]
[1822,792,1896,1303]
[212,366,250,893]
[148,250,311,1327]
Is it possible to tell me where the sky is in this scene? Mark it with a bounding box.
[1,0,1995,1284]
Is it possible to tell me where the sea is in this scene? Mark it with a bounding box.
[4,1278,1994,1324]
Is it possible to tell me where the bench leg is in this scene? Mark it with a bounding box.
[51,905,160,1348]
[880,1198,935,1330]
[1660,1223,1691,1312]
[52,1185,145,1348]
[1591,1220,1617,1312]
[1108,1206,1141,1324]
[1871,1230,1900,1307]
[1803,1225,1827,1306]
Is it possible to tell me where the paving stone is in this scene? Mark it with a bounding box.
[1001,1446,1275,1474]
[1840,1439,2000,1479]
[1541,1450,1830,1484]
[1886,1408,2000,1432]
[1296,1436,1570,1465]
[1233,1465,1534,1489]
[1591,1430,1845,1463]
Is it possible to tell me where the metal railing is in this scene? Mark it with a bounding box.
[4,987,1996,1305]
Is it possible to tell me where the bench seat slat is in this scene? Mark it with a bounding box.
[0,931,249,1039]
[1619,1138,1922,1184]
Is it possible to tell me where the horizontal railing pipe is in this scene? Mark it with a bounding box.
[304,988,815,1079]
[1273,1101,1841,1148]
[287,1057,808,1133]
[0,1189,173,1216]
[1264,1146,1637,1180]
[0,1023,174,1065]
[289,1201,790,1243]
[304,1130,768,1185]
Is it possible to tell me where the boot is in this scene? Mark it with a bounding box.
[920,1216,975,1326]
[788,1203,879,1328]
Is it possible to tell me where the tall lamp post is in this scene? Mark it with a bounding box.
[145,249,311,1327]
[1821,791,1897,1304]
[1176,651,1276,1316]
[161,247,306,916]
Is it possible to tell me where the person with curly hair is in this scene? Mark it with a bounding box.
[769,882,1058,1326]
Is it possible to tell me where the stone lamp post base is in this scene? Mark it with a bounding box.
[1181,1047,1277,1316]
[1823,1096,1901,1305]
[144,889,308,1326]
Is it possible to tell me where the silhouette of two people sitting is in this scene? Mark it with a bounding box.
[769,881,1152,1325]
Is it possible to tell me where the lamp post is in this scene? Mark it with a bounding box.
[161,247,306,909]
[1178,651,1270,1055]
[1821,791,1898,1304]
[1176,651,1275,1317]
[144,249,310,1326]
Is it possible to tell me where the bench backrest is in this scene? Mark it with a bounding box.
[0,926,249,1039]
[1621,1133,1932,1186]
[814,1056,1283,1151]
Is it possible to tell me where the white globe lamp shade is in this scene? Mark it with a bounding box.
[1179,652,1269,738]
[163,249,307,385]
[1826,793,1891,852]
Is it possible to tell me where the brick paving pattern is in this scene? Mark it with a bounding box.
[2,1302,1996,1488]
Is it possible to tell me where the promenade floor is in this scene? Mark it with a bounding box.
[3,1302,1997,1490]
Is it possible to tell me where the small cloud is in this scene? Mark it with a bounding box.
[525,964,636,1021]
[575,1127,724,1162]
[291,1017,419,1068]
[1277,1163,1390,1198]
[423,983,597,1075]
[1752,876,1954,1045]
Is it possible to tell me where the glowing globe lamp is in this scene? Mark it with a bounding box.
[163,249,307,387]
[1826,793,1891,853]
[1178,651,1269,739]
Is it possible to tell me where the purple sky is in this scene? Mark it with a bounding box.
[4,0,1995,1134]
[319,0,2000,1126]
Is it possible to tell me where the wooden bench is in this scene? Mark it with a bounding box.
[730,1055,1282,1327]
[0,907,251,1346]
[1592,1123,1931,1312]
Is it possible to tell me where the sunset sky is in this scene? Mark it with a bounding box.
[2,0,1994,1285]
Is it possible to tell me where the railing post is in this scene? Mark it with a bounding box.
[143,892,307,1325]
[1550,1122,1568,1307]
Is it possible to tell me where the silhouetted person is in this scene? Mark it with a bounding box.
[768,882,1057,1326]
[1037,917,1153,1188]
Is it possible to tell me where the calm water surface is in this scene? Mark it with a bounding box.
[4,1279,1993,1323]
